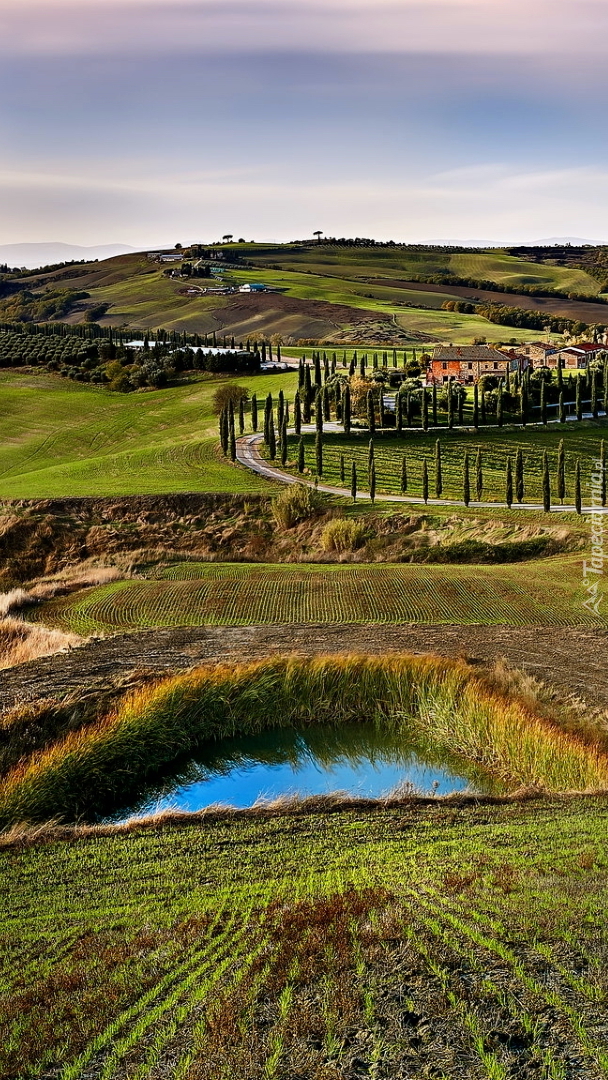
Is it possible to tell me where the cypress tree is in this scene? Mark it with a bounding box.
[542,450,551,512]
[506,457,513,508]
[401,455,408,493]
[557,358,563,390]
[303,366,312,423]
[539,378,547,425]
[267,411,276,460]
[359,356,365,378]
[592,368,599,418]
[298,436,305,473]
[219,409,228,454]
[323,383,330,421]
[447,380,454,429]
[340,454,345,484]
[368,438,375,478]
[343,384,351,436]
[348,355,356,376]
[575,458,582,514]
[481,389,487,425]
[264,393,273,444]
[314,353,322,387]
[280,415,288,465]
[277,389,284,429]
[261,341,266,363]
[369,461,376,503]
[372,352,378,370]
[496,382,504,427]
[315,390,323,434]
[335,383,342,422]
[475,448,483,502]
[367,389,376,435]
[294,391,302,435]
[396,390,403,435]
[463,451,470,507]
[602,438,607,507]
[559,390,565,424]
[422,388,429,432]
[351,461,357,502]
[557,439,565,503]
[515,448,524,504]
[228,401,236,462]
[422,460,429,504]
[238,396,245,435]
[406,392,412,427]
[520,384,527,427]
[472,383,479,429]
[251,393,258,432]
[315,430,323,476]
[458,389,464,425]
[434,439,443,497]
[432,383,438,427]
[576,375,583,421]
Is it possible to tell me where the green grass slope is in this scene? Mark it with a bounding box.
[0,369,295,498]
[3,797,608,1078]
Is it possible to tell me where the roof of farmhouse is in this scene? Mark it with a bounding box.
[432,345,505,362]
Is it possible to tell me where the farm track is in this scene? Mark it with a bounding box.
[2,623,608,713]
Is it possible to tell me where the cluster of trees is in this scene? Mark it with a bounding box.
[0,288,90,323]
[415,270,608,305]
[0,324,265,389]
[441,297,600,336]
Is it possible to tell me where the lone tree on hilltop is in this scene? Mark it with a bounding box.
[313,230,323,243]
[222,234,233,243]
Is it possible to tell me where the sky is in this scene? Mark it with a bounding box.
[1,0,608,247]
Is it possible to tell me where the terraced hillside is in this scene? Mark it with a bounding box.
[3,797,608,1079]
[30,557,604,633]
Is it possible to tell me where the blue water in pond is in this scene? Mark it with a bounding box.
[126,722,493,819]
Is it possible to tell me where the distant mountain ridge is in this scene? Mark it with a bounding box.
[0,242,137,270]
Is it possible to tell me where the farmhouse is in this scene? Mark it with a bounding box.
[428,345,513,385]
[518,342,558,367]
[555,343,605,368]
[239,283,268,293]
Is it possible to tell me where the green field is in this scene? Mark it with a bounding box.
[246,243,605,296]
[287,426,608,504]
[4,797,608,1078]
[0,369,295,498]
[11,243,607,345]
[30,557,602,633]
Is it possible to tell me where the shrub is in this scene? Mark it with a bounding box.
[212,383,250,415]
[272,484,323,529]
[321,518,367,553]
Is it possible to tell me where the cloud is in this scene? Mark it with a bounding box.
[2,160,608,246]
[1,0,607,56]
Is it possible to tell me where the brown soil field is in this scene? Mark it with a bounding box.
[200,292,420,344]
[2,623,607,717]
[371,278,608,323]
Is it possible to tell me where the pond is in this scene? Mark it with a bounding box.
[122,721,498,820]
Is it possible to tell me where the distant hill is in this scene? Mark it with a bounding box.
[0,242,137,270]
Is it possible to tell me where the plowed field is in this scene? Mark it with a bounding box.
[30,557,602,634]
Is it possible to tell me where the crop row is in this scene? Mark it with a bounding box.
[3,799,608,1078]
[32,560,605,634]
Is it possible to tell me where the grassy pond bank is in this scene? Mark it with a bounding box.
[2,653,608,828]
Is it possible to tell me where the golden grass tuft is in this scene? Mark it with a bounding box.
[0,617,83,670]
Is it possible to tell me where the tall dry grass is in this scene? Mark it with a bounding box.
[1,653,607,827]
[0,617,82,670]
